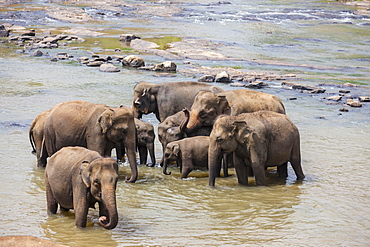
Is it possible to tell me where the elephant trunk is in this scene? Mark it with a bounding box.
[208,141,223,187]
[163,158,171,175]
[180,108,201,135]
[99,188,118,230]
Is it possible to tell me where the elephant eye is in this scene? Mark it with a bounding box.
[199,110,206,118]
[94,178,100,184]
[216,136,223,143]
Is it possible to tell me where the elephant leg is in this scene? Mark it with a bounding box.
[222,153,233,177]
[45,177,58,215]
[277,162,288,178]
[138,145,148,165]
[234,154,248,186]
[73,188,89,228]
[252,165,266,186]
[290,159,305,180]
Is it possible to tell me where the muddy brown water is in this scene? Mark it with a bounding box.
[1,0,370,246]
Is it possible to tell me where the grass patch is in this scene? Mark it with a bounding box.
[145,36,182,50]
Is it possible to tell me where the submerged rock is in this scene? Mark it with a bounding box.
[346,99,362,107]
[215,71,231,83]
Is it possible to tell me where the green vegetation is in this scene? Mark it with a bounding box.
[145,36,182,50]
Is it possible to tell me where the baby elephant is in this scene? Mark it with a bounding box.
[163,136,210,179]
[134,118,156,166]
[45,146,119,229]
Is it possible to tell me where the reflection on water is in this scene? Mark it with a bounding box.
[1,0,370,246]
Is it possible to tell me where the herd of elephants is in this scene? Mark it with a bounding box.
[28,80,305,230]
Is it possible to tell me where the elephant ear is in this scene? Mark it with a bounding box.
[98,109,114,134]
[80,161,91,188]
[172,144,180,156]
[216,95,230,115]
[232,120,252,143]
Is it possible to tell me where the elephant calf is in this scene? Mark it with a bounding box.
[208,111,305,187]
[134,118,156,166]
[45,147,119,229]
[163,136,210,179]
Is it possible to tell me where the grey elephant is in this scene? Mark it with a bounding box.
[158,110,212,166]
[208,111,305,187]
[132,81,223,122]
[181,89,286,135]
[29,109,51,167]
[134,118,156,166]
[43,100,137,183]
[45,147,119,229]
[163,136,211,179]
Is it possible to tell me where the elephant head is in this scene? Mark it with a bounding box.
[181,91,230,134]
[80,158,119,229]
[208,116,251,187]
[132,82,157,119]
[98,106,138,183]
[163,142,180,176]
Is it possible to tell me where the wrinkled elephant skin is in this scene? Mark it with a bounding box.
[43,100,137,183]
[45,147,119,229]
[208,111,304,187]
[132,81,223,122]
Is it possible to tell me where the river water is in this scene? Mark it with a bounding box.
[0,0,370,246]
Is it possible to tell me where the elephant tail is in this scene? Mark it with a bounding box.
[29,129,36,155]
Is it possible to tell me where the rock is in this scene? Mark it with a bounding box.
[119,34,141,42]
[0,25,10,37]
[99,63,121,72]
[122,55,145,67]
[215,71,231,83]
[359,96,370,102]
[346,99,362,107]
[339,89,350,94]
[289,97,297,100]
[339,108,349,112]
[343,83,361,87]
[31,50,43,57]
[198,75,215,82]
[86,61,104,67]
[326,96,342,101]
[78,56,90,64]
[282,81,326,93]
[245,80,268,88]
[21,29,36,36]
[153,61,177,72]
[230,82,245,87]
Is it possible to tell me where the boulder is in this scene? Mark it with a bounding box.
[153,61,177,72]
[31,50,43,57]
[346,99,362,107]
[122,55,145,67]
[119,34,141,42]
[326,96,342,101]
[359,96,370,102]
[215,71,231,83]
[198,75,215,82]
[245,81,268,89]
[0,25,10,37]
[99,63,121,72]
[86,61,104,67]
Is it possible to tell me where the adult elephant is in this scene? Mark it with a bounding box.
[181,89,286,135]
[132,81,223,122]
[29,109,51,167]
[43,100,137,183]
[208,111,305,187]
[45,147,119,229]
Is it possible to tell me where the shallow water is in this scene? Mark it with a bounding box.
[1,0,370,246]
